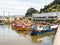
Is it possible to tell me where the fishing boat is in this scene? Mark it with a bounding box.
[11,23,32,31]
[51,25,58,30]
[0,19,5,25]
[11,17,32,31]
[30,25,58,35]
[16,24,31,31]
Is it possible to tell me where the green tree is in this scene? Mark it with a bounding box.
[53,0,60,4]
[25,8,38,17]
[40,8,44,13]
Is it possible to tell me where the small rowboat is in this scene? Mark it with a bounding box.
[30,25,58,35]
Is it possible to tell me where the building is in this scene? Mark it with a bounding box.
[32,12,60,20]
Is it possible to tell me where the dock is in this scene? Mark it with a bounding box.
[53,25,60,45]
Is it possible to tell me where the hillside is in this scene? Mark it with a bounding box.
[40,0,60,13]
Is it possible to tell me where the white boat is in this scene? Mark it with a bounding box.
[51,25,58,30]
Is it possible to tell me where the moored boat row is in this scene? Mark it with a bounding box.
[11,18,59,35]
[11,22,58,35]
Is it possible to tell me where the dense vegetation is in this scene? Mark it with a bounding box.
[25,0,60,17]
[40,0,60,13]
[25,8,39,17]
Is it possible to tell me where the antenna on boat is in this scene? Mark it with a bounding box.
[8,11,10,32]
[2,10,5,36]
[3,10,5,16]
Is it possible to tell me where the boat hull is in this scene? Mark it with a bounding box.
[30,29,56,35]
[11,24,31,31]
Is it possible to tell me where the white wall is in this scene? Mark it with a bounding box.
[32,12,58,17]
[32,12,60,20]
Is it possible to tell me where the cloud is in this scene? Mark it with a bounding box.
[0,0,43,10]
[0,0,54,15]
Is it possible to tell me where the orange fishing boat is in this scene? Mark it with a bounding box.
[11,18,32,31]
[11,23,31,31]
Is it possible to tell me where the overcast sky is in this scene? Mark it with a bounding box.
[0,0,54,16]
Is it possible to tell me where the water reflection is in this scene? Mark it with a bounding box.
[15,30,30,35]
[0,25,56,45]
[13,27,56,44]
[31,31,55,43]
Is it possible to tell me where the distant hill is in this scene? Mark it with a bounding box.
[40,0,60,13]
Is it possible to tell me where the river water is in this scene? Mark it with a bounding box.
[0,25,56,45]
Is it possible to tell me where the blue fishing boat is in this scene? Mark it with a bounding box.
[30,25,58,35]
